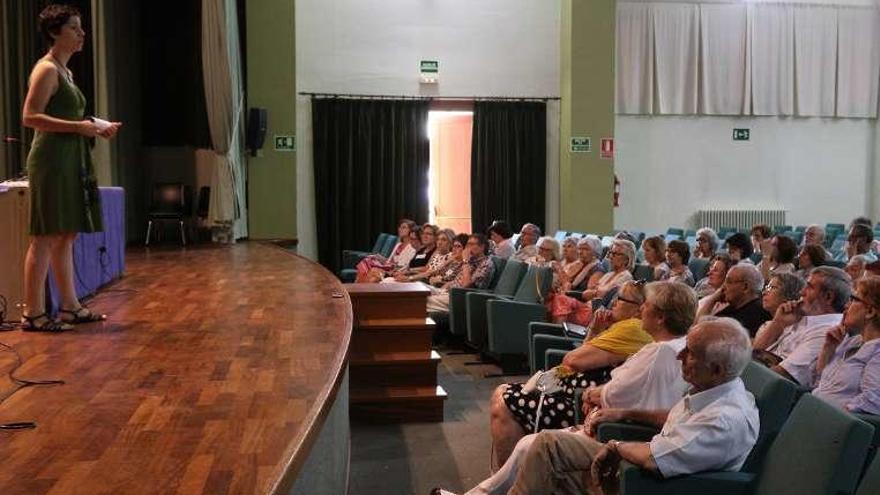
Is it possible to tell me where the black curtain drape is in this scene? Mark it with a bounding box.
[0,0,93,180]
[470,101,546,235]
[313,98,430,274]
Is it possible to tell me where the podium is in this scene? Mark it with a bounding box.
[0,183,30,319]
[345,282,447,422]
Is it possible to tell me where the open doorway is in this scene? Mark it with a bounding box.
[428,110,473,234]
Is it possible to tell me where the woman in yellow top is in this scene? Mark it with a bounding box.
[490,281,651,466]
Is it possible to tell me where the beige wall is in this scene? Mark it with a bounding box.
[559,0,615,235]
[246,0,297,240]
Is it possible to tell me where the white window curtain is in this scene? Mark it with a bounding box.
[616,3,654,114]
[202,0,248,241]
[749,4,794,115]
[700,4,750,115]
[837,7,880,118]
[653,3,699,114]
[615,1,880,118]
[794,5,838,117]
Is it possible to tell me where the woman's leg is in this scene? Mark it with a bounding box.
[49,232,80,310]
[23,234,60,318]
[490,384,527,468]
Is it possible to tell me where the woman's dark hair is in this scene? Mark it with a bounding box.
[453,233,469,248]
[469,233,490,255]
[725,233,754,259]
[774,235,797,264]
[39,4,81,46]
[799,244,828,268]
[710,252,734,272]
[667,239,691,265]
[487,220,513,239]
[750,224,772,239]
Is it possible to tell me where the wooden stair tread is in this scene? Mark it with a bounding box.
[350,350,440,366]
[356,317,435,329]
[350,385,447,402]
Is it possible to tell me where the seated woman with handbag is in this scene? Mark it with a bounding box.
[355,219,418,282]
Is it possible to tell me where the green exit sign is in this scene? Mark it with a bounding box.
[274,135,295,151]
[570,136,592,153]
[733,128,750,141]
[420,60,439,74]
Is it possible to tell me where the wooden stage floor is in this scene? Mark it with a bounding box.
[0,242,351,495]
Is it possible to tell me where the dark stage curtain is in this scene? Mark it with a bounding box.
[0,0,94,180]
[312,98,430,274]
[470,101,546,234]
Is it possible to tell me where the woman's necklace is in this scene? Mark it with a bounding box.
[47,53,73,83]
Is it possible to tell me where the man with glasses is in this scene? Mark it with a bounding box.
[696,264,770,337]
[753,266,851,386]
[837,223,878,263]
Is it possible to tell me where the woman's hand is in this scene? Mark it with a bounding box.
[823,324,846,351]
[582,289,598,301]
[77,120,101,138]
[98,121,122,139]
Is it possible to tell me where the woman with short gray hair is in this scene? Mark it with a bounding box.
[695,227,720,260]
[753,272,805,343]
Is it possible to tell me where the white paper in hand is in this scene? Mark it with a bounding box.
[91,117,112,132]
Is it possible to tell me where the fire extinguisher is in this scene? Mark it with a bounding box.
[613,174,621,207]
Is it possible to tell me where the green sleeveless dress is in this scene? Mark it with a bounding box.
[26,64,103,235]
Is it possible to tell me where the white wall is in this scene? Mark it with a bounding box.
[613,116,877,232]
[295,0,561,259]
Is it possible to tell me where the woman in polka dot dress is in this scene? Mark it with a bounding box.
[490,281,651,465]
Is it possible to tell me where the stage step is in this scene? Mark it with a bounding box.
[350,317,435,356]
[350,350,441,388]
[350,385,447,423]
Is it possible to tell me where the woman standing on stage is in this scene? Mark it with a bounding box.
[20,4,121,331]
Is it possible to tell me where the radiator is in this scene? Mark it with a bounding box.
[697,209,786,230]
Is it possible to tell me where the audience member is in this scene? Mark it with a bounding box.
[581,239,636,302]
[557,237,582,275]
[527,236,560,266]
[426,234,495,313]
[724,233,754,264]
[660,240,694,286]
[580,281,696,418]
[694,228,719,260]
[512,223,541,262]
[641,236,669,280]
[845,254,869,284]
[802,224,829,253]
[565,236,607,291]
[796,244,827,279]
[813,275,880,415]
[399,229,455,283]
[488,221,515,259]
[758,235,797,280]
[491,281,650,465]
[751,224,772,255]
[437,318,758,495]
[355,219,418,282]
[697,264,770,337]
[840,224,877,263]
[694,253,732,298]
[755,273,806,343]
[753,266,850,386]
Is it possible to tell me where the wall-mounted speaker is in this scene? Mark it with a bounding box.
[246,108,268,156]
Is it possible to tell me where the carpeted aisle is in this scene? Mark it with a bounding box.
[349,349,529,494]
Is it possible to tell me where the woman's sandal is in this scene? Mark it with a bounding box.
[59,306,107,324]
[21,313,73,332]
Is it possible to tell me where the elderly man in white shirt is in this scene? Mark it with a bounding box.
[512,223,541,262]
[753,266,851,386]
[431,317,759,495]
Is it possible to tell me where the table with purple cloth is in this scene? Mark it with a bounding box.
[48,186,126,313]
